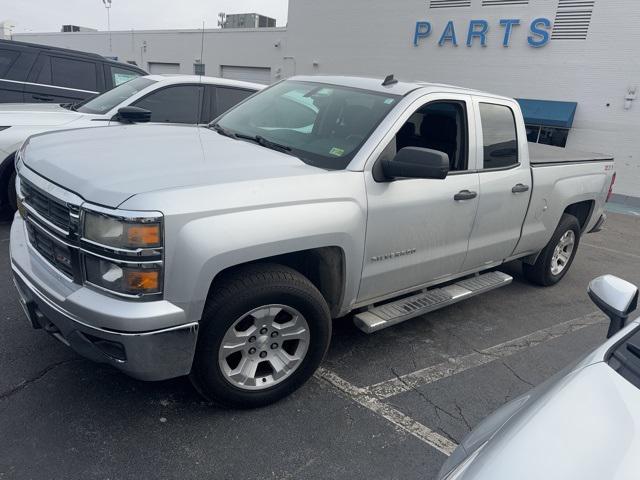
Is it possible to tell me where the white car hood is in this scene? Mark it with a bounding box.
[0,103,88,126]
[460,362,640,480]
[22,124,324,208]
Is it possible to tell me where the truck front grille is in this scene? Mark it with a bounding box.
[26,222,75,278]
[21,178,72,231]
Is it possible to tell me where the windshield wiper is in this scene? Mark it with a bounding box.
[208,124,292,153]
[235,133,292,152]
[209,122,237,139]
[60,102,81,111]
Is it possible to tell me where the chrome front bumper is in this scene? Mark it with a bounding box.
[10,215,198,381]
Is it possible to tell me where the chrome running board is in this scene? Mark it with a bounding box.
[354,271,513,333]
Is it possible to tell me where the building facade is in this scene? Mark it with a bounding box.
[12,0,640,197]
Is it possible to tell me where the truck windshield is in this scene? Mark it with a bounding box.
[76,77,157,115]
[214,80,401,170]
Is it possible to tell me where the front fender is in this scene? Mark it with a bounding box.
[163,200,366,323]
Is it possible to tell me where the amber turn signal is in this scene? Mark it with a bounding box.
[125,270,160,292]
[127,224,161,247]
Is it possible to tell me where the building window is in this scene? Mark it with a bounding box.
[194,63,205,75]
[526,125,570,148]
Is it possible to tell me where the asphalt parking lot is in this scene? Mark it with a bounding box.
[1,210,639,480]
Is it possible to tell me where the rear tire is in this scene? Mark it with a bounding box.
[523,213,581,286]
[190,263,332,409]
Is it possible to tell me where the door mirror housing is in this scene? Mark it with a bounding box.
[382,147,449,180]
[588,275,639,338]
[115,106,152,124]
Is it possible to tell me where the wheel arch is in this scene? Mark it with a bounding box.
[206,247,347,318]
[563,200,595,232]
[0,151,16,210]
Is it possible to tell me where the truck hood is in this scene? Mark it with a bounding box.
[458,361,640,480]
[0,103,88,126]
[22,124,324,208]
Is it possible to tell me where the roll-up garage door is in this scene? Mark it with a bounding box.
[221,65,271,85]
[148,62,181,74]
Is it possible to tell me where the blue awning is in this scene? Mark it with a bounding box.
[516,98,578,129]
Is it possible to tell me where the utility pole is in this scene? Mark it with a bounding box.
[102,0,112,53]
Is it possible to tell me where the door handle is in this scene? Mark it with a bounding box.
[454,190,478,201]
[511,183,530,194]
[33,95,53,102]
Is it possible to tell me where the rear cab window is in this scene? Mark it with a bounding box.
[479,102,519,169]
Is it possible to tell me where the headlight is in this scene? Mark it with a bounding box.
[81,207,164,298]
[0,126,10,132]
[84,210,161,249]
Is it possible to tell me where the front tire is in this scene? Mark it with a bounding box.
[523,213,581,286]
[7,170,17,212]
[0,161,16,220]
[190,264,332,408]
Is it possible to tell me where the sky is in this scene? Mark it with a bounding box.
[2,0,289,33]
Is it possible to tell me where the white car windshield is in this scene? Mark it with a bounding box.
[215,80,401,170]
[76,77,157,115]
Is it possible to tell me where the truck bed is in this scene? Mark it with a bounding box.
[529,142,613,166]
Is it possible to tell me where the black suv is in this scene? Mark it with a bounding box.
[0,39,147,104]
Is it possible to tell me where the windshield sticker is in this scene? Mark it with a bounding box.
[384,98,396,105]
[329,147,345,157]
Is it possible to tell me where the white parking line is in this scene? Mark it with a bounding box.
[582,242,640,261]
[316,311,606,457]
[315,367,458,456]
[366,311,606,399]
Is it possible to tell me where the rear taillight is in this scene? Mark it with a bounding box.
[606,172,616,202]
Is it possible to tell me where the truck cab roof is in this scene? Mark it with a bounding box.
[290,75,513,101]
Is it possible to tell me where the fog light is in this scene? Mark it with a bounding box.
[84,255,162,296]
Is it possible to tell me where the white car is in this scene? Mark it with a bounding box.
[0,74,264,215]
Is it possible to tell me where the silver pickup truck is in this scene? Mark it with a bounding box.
[10,76,615,408]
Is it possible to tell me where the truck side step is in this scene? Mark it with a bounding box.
[353,271,512,333]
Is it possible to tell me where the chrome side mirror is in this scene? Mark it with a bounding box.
[588,275,639,338]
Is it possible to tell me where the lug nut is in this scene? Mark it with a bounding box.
[248,347,256,354]
[270,343,278,350]
[270,331,278,338]
[248,336,256,343]
[260,327,268,334]
[259,351,267,358]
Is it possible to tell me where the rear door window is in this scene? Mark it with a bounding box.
[0,49,19,77]
[133,85,204,123]
[479,103,519,169]
[50,56,98,91]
